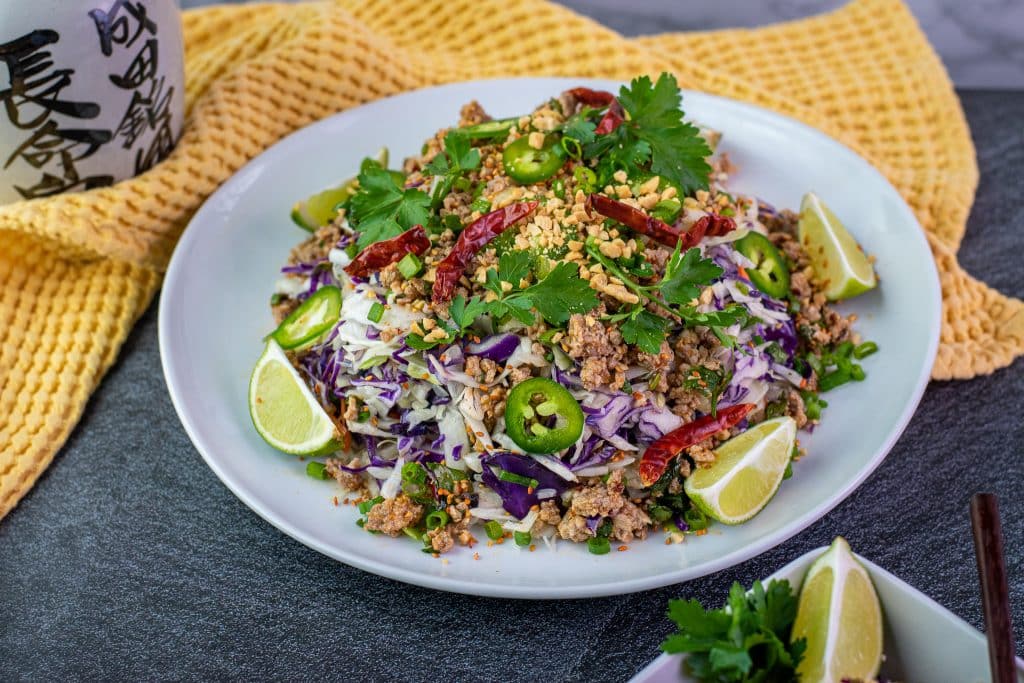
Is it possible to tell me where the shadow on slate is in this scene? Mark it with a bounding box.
[0,91,1021,682]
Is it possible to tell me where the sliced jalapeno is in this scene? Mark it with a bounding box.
[734,231,791,299]
[460,117,518,140]
[267,285,342,349]
[502,135,567,185]
[504,377,584,454]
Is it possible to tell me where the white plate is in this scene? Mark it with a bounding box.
[159,78,940,598]
[631,545,1024,683]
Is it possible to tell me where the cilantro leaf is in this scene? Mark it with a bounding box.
[662,579,805,682]
[348,165,430,250]
[497,251,532,287]
[617,73,712,194]
[660,246,723,305]
[520,261,600,326]
[426,131,481,210]
[621,309,670,355]
[406,294,488,350]
[562,111,597,146]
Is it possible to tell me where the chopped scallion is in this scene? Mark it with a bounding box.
[484,520,503,540]
[514,531,531,547]
[367,302,385,323]
[587,537,611,555]
[397,252,423,279]
[496,469,539,489]
[853,341,878,359]
[306,461,329,480]
[425,510,450,530]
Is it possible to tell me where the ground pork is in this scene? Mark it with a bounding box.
[364,494,424,536]
[786,388,809,428]
[611,502,651,542]
[288,223,341,265]
[563,311,629,391]
[458,100,490,127]
[557,510,593,542]
[569,470,628,518]
[530,499,563,537]
[324,457,365,491]
[271,297,300,324]
[632,340,674,392]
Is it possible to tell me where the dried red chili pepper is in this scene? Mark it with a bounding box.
[595,105,624,134]
[344,225,431,278]
[638,403,755,486]
[431,202,538,304]
[589,195,736,248]
[567,87,625,135]
[705,214,737,237]
[589,194,683,248]
[566,87,616,107]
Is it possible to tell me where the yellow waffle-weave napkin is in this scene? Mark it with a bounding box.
[1,0,1021,519]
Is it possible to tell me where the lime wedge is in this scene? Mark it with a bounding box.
[684,416,796,524]
[798,192,877,301]
[792,537,883,683]
[290,183,354,232]
[249,340,339,455]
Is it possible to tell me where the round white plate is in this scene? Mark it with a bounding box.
[159,78,940,598]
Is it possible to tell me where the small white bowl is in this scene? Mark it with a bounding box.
[631,546,1024,683]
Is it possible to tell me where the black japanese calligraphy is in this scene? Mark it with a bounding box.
[88,1,157,57]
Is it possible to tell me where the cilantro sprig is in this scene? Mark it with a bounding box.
[406,252,599,350]
[586,239,747,354]
[347,162,430,251]
[583,73,712,194]
[425,131,481,211]
[483,251,600,326]
[662,579,806,682]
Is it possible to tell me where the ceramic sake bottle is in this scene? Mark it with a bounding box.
[0,0,184,205]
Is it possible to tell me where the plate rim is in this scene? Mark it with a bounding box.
[159,77,942,599]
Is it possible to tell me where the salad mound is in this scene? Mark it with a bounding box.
[257,74,878,555]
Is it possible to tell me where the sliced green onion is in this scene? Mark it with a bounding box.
[561,136,582,159]
[573,166,597,192]
[552,178,566,200]
[818,369,851,392]
[648,505,672,523]
[514,531,531,547]
[484,520,503,540]
[587,537,611,555]
[850,363,866,381]
[443,214,463,232]
[854,341,878,359]
[401,462,426,484]
[684,508,709,531]
[358,496,383,515]
[834,341,855,359]
[306,461,329,480]
[367,302,385,323]
[425,510,450,530]
[397,252,423,279]
[470,197,491,214]
[497,469,539,489]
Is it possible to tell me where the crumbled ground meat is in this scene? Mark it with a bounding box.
[325,457,365,491]
[464,355,502,384]
[531,499,563,537]
[427,526,455,553]
[458,100,490,127]
[611,502,651,542]
[686,438,718,469]
[557,510,593,542]
[570,470,627,518]
[364,494,424,536]
[272,297,300,324]
[289,223,341,265]
[563,311,628,391]
[786,388,808,428]
[633,341,674,392]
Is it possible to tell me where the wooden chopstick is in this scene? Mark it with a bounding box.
[970,493,1017,683]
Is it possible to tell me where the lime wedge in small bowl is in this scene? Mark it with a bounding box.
[248,339,339,456]
[799,192,877,301]
[791,536,884,683]
[684,416,796,525]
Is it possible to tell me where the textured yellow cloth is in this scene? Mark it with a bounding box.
[1,0,1021,519]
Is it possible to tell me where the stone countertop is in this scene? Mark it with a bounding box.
[1,91,1021,681]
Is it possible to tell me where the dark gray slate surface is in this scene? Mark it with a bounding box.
[1,91,1021,682]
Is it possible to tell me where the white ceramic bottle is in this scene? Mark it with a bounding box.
[0,0,184,205]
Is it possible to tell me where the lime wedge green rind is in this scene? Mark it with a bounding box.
[792,537,884,683]
[798,192,877,301]
[684,416,796,525]
[249,340,339,456]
